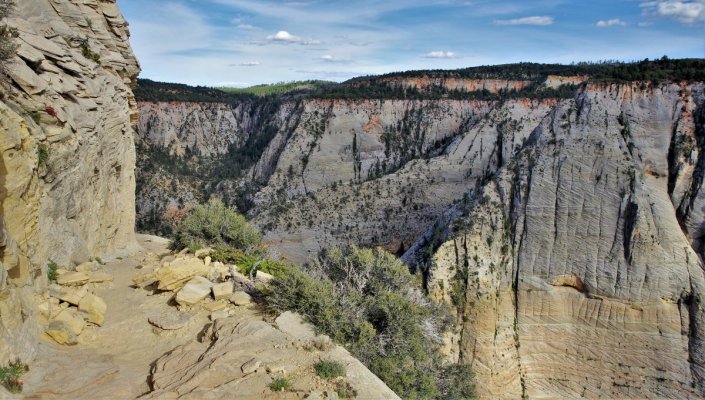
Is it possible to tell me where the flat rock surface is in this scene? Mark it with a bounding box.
[148,310,192,330]
[22,235,399,399]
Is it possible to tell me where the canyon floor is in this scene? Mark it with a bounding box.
[17,235,395,400]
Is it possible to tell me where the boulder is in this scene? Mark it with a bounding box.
[53,308,85,336]
[229,291,251,306]
[156,258,208,291]
[212,282,233,301]
[194,248,213,258]
[255,270,274,284]
[132,271,157,288]
[46,320,78,345]
[203,300,228,312]
[204,256,211,267]
[240,358,261,374]
[78,293,107,326]
[75,261,99,272]
[57,271,90,286]
[175,276,213,307]
[148,311,191,330]
[49,284,88,306]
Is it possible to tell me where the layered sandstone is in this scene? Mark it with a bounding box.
[0,0,139,363]
[414,82,705,398]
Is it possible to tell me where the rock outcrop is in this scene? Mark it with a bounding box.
[0,0,139,363]
[410,82,705,398]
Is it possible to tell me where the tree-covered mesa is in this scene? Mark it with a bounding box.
[134,58,705,103]
[168,201,475,399]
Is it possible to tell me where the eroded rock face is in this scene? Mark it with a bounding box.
[0,0,139,362]
[416,83,705,398]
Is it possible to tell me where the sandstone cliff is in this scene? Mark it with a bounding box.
[408,82,705,398]
[0,0,139,363]
[135,71,705,398]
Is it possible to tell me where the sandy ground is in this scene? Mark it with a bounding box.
[21,235,214,399]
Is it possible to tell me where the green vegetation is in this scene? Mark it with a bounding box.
[80,41,100,64]
[0,359,28,394]
[269,377,292,392]
[269,245,467,399]
[135,79,256,103]
[169,198,261,252]
[0,0,17,75]
[314,360,346,379]
[47,259,57,282]
[219,80,335,97]
[136,59,705,105]
[209,246,288,276]
[37,143,49,167]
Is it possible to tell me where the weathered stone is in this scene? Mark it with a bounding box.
[148,311,191,330]
[46,320,78,345]
[49,284,87,306]
[210,310,230,321]
[56,271,90,286]
[78,293,107,326]
[229,291,251,306]
[255,270,273,284]
[156,258,208,291]
[53,308,85,336]
[175,276,213,307]
[75,261,99,272]
[194,248,213,258]
[202,300,228,312]
[240,358,261,374]
[132,271,157,288]
[211,282,233,301]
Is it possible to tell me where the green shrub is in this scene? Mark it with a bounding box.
[314,360,346,379]
[269,245,459,399]
[269,377,292,392]
[30,112,41,124]
[438,364,476,400]
[37,143,49,167]
[170,199,261,252]
[0,0,18,75]
[0,359,28,394]
[47,259,57,282]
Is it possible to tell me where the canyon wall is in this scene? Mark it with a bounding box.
[0,0,139,362]
[416,82,705,398]
[137,78,705,398]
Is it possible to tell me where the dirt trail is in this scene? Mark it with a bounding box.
[19,235,399,400]
[22,235,215,399]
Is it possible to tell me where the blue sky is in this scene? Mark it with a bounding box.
[116,0,705,87]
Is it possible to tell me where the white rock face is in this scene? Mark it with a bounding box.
[0,0,139,362]
[414,83,705,398]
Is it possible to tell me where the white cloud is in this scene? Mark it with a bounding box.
[596,18,629,27]
[494,16,554,26]
[320,55,352,63]
[237,24,259,30]
[641,1,705,24]
[231,61,261,67]
[265,30,321,45]
[267,30,301,42]
[423,51,458,59]
[638,21,654,26]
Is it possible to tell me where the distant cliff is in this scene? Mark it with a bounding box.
[0,0,139,362]
[135,60,705,398]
